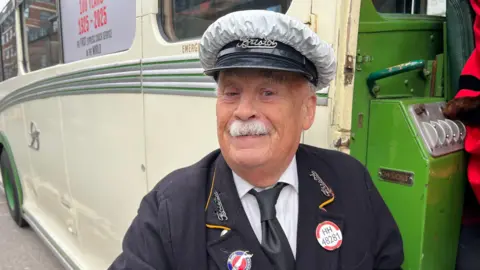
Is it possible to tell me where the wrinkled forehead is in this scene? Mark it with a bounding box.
[218,68,308,85]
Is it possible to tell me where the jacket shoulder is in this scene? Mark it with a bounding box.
[298,143,371,192]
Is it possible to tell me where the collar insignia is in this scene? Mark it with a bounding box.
[213,190,228,221]
[309,170,334,197]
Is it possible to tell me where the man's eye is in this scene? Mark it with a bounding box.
[225,92,239,97]
[262,90,275,96]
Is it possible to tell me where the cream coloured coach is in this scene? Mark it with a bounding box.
[0,0,362,269]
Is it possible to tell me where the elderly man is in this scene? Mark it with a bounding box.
[108,10,404,270]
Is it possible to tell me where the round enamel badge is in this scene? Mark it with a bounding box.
[227,250,253,270]
[316,221,343,251]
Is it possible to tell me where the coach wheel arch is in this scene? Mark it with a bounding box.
[0,140,28,228]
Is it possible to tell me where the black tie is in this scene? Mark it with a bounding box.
[248,183,295,270]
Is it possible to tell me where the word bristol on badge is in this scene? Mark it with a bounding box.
[227,250,253,270]
[316,221,343,251]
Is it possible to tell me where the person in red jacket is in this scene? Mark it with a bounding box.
[443,0,480,268]
[443,0,480,204]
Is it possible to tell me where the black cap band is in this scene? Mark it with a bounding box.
[204,38,318,86]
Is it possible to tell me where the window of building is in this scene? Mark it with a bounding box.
[39,11,51,21]
[372,0,445,16]
[0,47,3,81]
[23,0,62,72]
[1,13,18,80]
[158,0,292,42]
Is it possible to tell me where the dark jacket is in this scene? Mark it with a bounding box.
[108,144,404,270]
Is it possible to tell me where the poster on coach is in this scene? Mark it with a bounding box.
[60,0,136,63]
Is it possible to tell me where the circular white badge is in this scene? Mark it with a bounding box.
[316,221,343,251]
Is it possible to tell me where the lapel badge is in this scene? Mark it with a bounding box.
[316,221,343,251]
[309,170,334,197]
[227,250,253,270]
[213,190,228,221]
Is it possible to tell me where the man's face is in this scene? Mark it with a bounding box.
[216,69,317,170]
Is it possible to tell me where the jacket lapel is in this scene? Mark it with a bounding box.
[295,146,345,270]
[205,154,273,270]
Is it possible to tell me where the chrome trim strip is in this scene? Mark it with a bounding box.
[23,209,80,270]
[142,62,202,70]
[9,79,141,103]
[5,65,142,104]
[41,82,142,92]
[15,68,141,97]
[56,64,141,80]
[142,54,200,64]
[3,82,141,102]
[142,68,204,75]
[142,82,216,89]
[0,88,141,112]
[25,71,142,93]
[143,89,216,97]
[142,76,213,83]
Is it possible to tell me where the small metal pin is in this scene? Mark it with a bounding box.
[213,190,228,221]
[309,170,333,197]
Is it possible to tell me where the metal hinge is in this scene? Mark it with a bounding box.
[344,54,355,85]
[333,137,351,148]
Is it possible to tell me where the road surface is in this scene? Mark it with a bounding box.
[0,186,64,270]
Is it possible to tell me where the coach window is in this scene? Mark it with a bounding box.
[158,0,292,42]
[372,0,445,16]
[1,11,18,80]
[23,0,62,72]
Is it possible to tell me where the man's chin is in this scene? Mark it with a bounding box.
[229,148,269,168]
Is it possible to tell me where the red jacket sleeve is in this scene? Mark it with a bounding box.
[451,0,480,204]
[455,0,480,155]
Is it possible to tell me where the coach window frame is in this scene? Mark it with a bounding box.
[157,0,293,43]
[20,0,64,73]
[372,0,444,16]
[0,2,18,81]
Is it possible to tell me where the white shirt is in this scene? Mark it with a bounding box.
[232,156,299,257]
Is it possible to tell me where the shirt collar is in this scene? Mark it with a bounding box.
[232,155,299,199]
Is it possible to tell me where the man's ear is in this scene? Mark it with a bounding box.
[302,93,317,130]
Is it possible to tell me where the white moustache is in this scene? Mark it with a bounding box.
[229,120,269,137]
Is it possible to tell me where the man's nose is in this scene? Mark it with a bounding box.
[234,94,257,121]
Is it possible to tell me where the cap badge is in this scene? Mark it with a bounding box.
[236,38,278,49]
